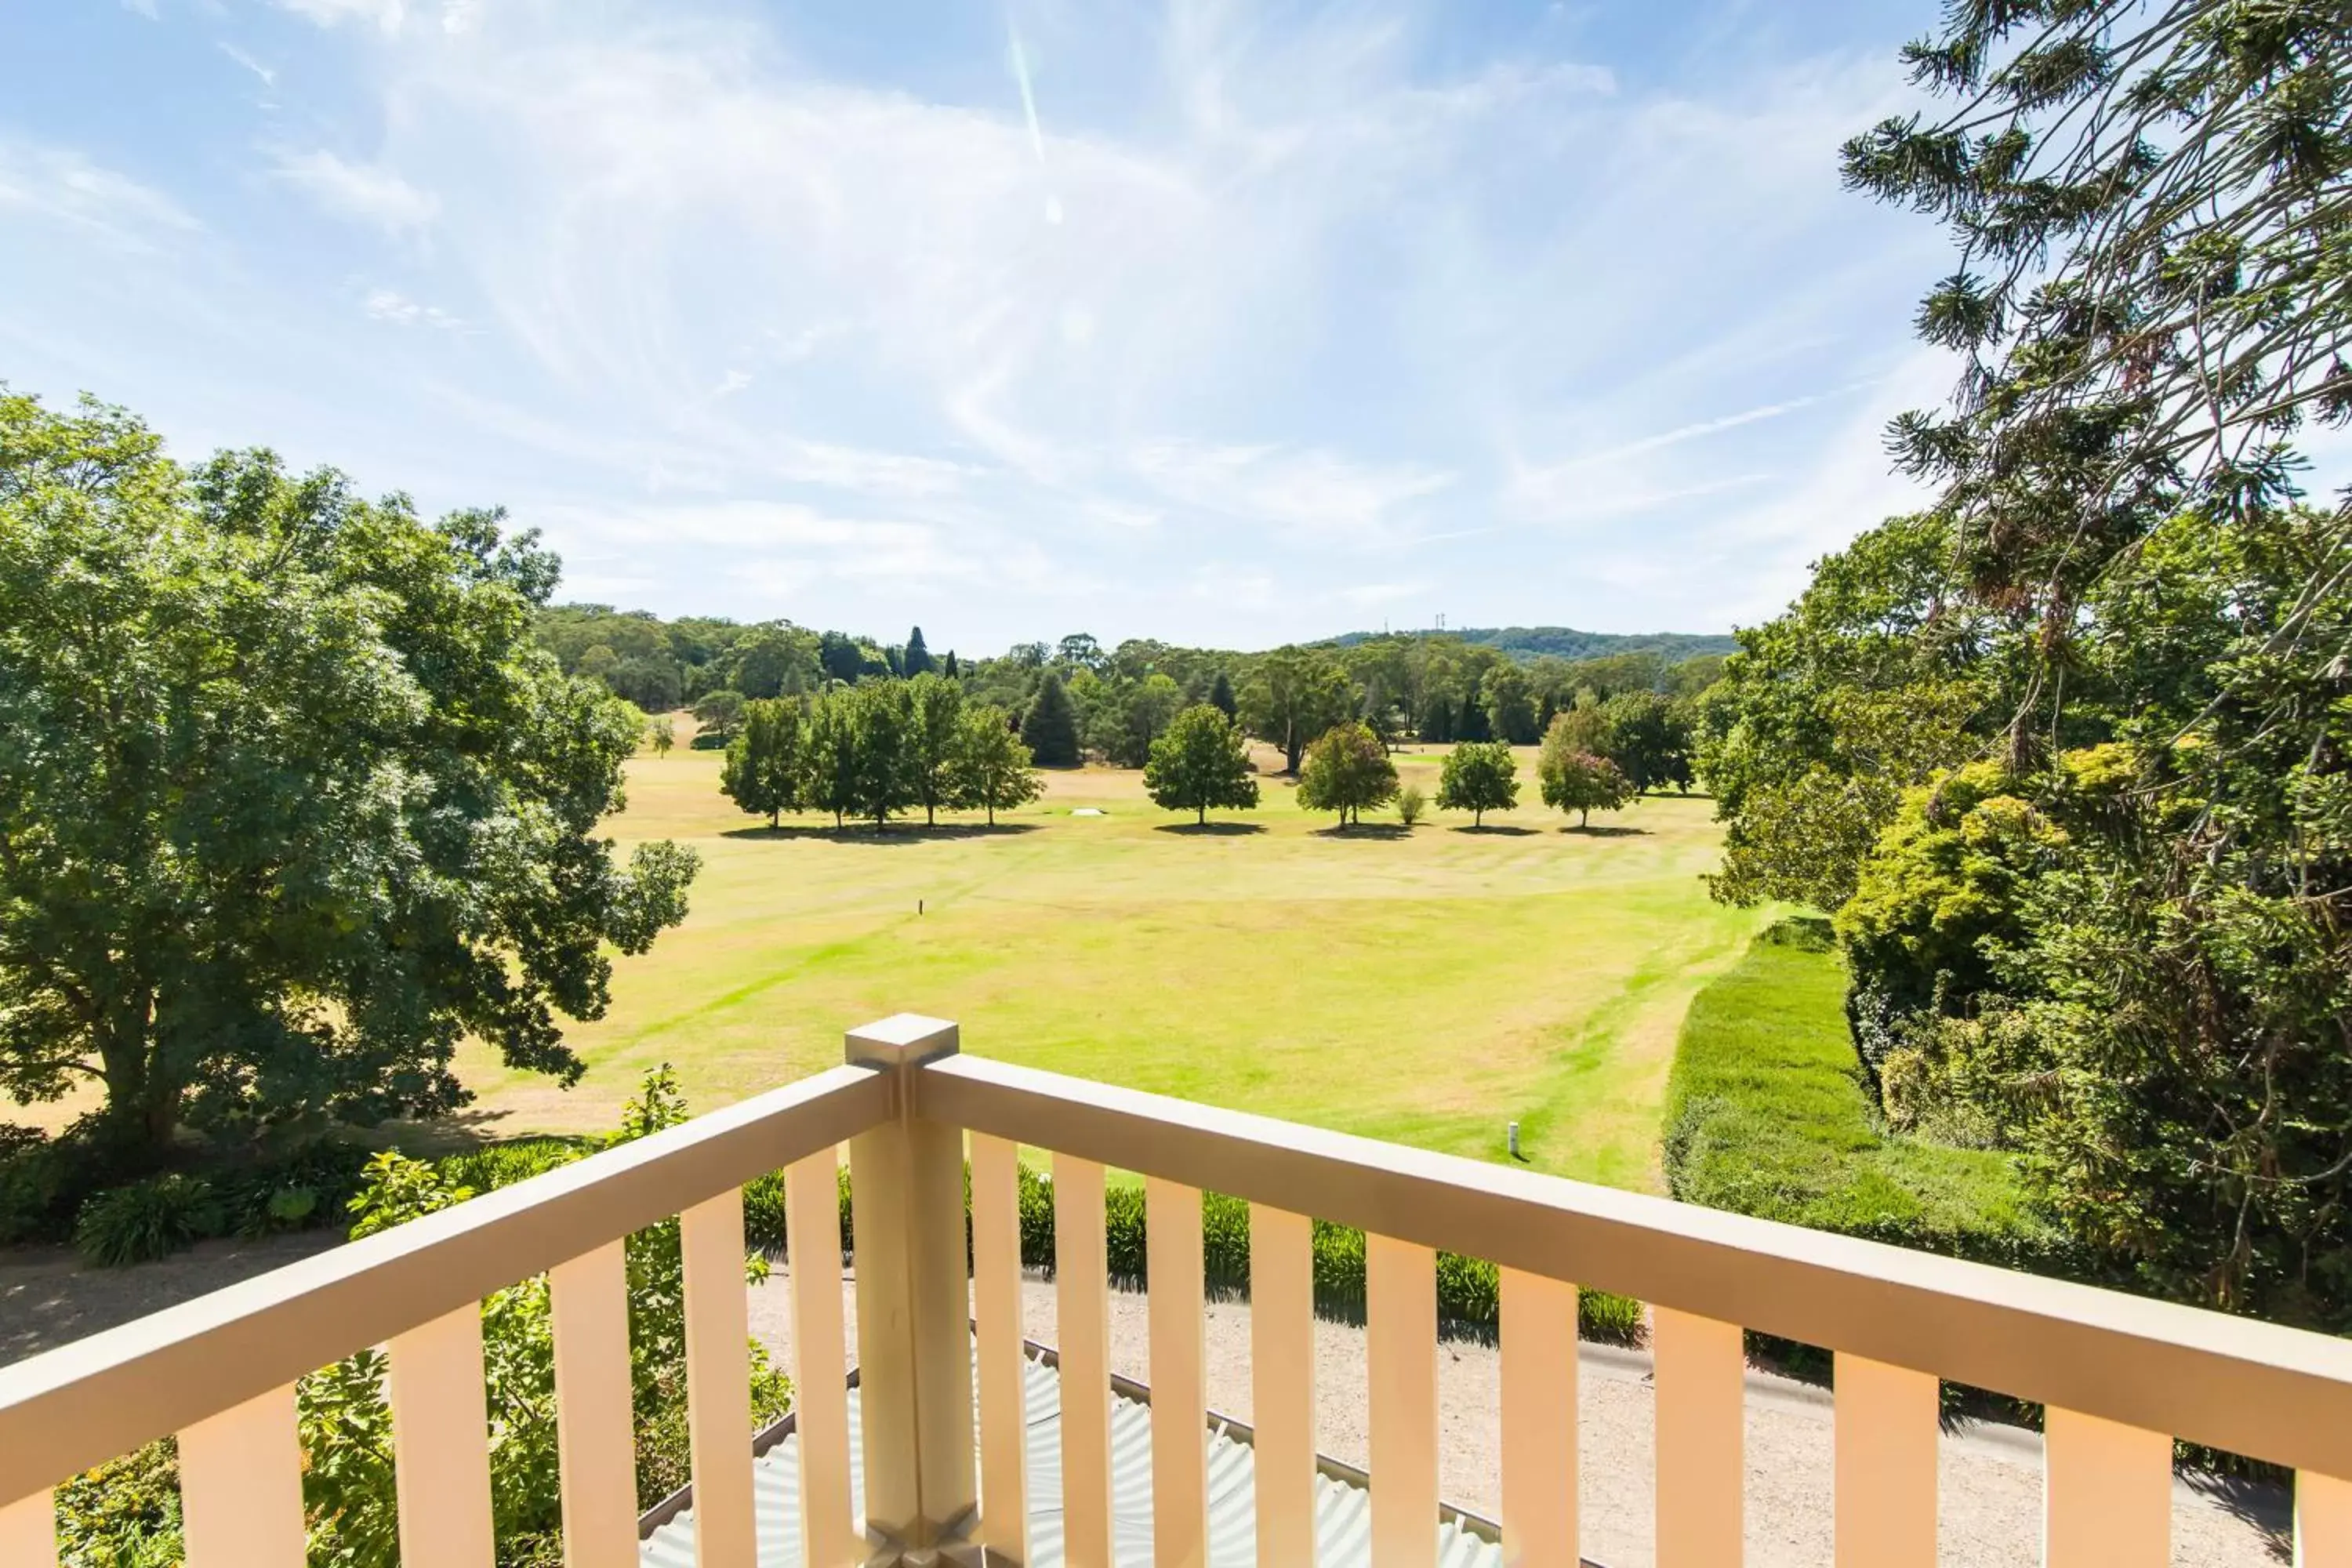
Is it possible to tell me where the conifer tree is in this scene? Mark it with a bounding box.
[1022,670,1082,767]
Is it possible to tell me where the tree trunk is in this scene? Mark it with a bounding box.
[1198,804,1207,825]
[1475,806,1483,826]
[927,799,937,826]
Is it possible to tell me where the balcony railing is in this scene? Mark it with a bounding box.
[6,1012,2352,1566]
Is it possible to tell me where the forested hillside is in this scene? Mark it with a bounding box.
[1327,626,1737,662]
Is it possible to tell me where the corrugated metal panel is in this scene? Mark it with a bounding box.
[641,1352,1504,1567]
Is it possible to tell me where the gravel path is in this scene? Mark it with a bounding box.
[747,1266,2290,1568]
[0,1232,343,1366]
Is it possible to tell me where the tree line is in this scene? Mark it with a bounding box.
[1701,0,2352,1330]
[719,673,1041,829]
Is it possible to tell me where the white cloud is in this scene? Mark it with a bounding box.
[273,0,405,32]
[0,141,198,248]
[272,150,437,234]
[219,44,278,89]
[1129,441,1454,539]
[121,0,159,18]
[363,286,465,329]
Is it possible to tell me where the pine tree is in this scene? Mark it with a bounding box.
[943,650,960,680]
[904,626,935,677]
[1144,705,1260,825]
[1022,670,1081,767]
[1208,671,1237,720]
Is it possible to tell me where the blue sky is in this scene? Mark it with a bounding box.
[0,0,1957,653]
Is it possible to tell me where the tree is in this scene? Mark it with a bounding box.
[1597,691,1691,794]
[648,715,674,758]
[844,681,916,829]
[720,699,803,826]
[691,688,746,744]
[903,626,935,677]
[942,650,960,680]
[950,706,1042,826]
[1240,648,1353,773]
[1480,663,1538,745]
[1099,673,1182,768]
[1436,741,1519,827]
[1208,671,1237,720]
[1143,705,1260,825]
[0,390,699,1160]
[800,688,862,829]
[1539,719,1632,828]
[1056,632,1106,673]
[1296,722,1398,829]
[901,673,965,826]
[1022,670,1081,767]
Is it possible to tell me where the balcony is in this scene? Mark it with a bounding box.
[5,1012,2352,1567]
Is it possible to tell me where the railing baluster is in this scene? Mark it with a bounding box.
[549,1242,639,1568]
[970,1134,1029,1566]
[681,1189,757,1568]
[1832,1352,1935,1568]
[786,1148,858,1568]
[179,1385,305,1567]
[1147,1178,1207,1568]
[2299,1470,2352,1565]
[2044,1406,2169,1567]
[0,1490,54,1567]
[1653,1306,1741,1568]
[1500,1268,1577,1568]
[1250,1204,1317,1568]
[1367,1233,1438,1568]
[1054,1154,1113,1568]
[387,1304,496,1568]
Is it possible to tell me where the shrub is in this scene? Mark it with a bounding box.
[54,1438,183,1567]
[74,1174,226,1268]
[1396,783,1426,826]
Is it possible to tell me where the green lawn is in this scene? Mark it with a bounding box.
[442,743,1764,1189]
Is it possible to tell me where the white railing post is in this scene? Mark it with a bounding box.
[846,1014,978,1564]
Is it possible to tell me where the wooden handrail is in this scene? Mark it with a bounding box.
[915,1052,2352,1479]
[0,1063,892,1504]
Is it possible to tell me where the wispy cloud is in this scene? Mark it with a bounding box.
[363,286,465,329]
[272,149,437,234]
[0,140,198,248]
[219,44,278,89]
[273,0,405,32]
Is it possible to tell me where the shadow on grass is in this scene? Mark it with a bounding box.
[1312,822,1413,840]
[722,822,1043,842]
[1451,823,1537,836]
[1559,823,1650,837]
[1152,821,1268,836]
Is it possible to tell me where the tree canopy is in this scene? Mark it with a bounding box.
[1143,705,1261,824]
[1436,741,1519,826]
[1538,720,1632,828]
[0,390,698,1159]
[1295,722,1399,828]
[1022,670,1082,767]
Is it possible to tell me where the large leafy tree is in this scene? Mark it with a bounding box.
[1436,741,1519,826]
[901,672,965,826]
[1143,704,1260,825]
[1538,719,1633,829]
[949,706,1041,826]
[1240,647,1355,773]
[720,698,804,827]
[1295,722,1398,828]
[0,390,697,1159]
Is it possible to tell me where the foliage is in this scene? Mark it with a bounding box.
[950,705,1043,826]
[1240,648,1355,773]
[1436,741,1519,826]
[1294,722,1398,828]
[690,688,746,742]
[1142,705,1261,824]
[1207,671,1237,719]
[719,697,804,826]
[1479,663,1538,746]
[0,389,699,1161]
[1537,720,1633,828]
[1396,783,1425,827]
[1022,670,1082,767]
[54,1438,183,1567]
[1595,691,1693,793]
[902,673,967,826]
[902,626,934,677]
[1696,512,1996,910]
[648,715,674,757]
[1662,920,2068,1272]
[297,1069,791,1566]
[73,1173,224,1267]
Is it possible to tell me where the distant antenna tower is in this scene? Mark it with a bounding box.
[1436,612,1446,632]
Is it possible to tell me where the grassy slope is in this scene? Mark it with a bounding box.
[1661,920,2057,1262]
[452,743,1765,1189]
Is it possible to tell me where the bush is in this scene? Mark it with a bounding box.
[1396,783,1426,826]
[74,1174,226,1268]
[54,1437,183,1567]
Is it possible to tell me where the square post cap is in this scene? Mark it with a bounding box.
[845,1014,960,1069]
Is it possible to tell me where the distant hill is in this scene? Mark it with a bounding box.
[1323,626,1737,662]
